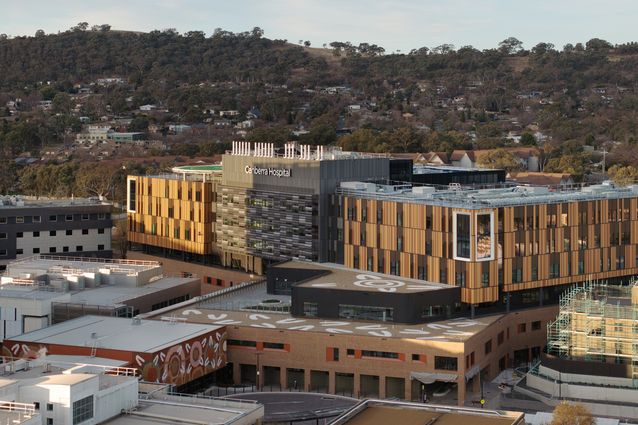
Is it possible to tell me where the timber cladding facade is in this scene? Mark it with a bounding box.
[339,195,638,305]
[127,176,218,256]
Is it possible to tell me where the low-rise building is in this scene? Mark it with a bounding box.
[0,255,200,340]
[146,260,554,406]
[4,315,227,390]
[0,357,263,425]
[0,196,112,270]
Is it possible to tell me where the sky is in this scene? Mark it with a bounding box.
[1,0,637,52]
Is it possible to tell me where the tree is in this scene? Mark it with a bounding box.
[128,115,150,132]
[476,149,523,172]
[35,29,45,38]
[73,163,123,198]
[432,44,455,54]
[498,37,523,54]
[585,38,612,51]
[40,86,57,101]
[304,40,311,47]
[72,22,89,32]
[544,154,587,181]
[113,218,128,259]
[520,132,537,146]
[251,27,264,38]
[52,92,73,115]
[550,402,594,425]
[531,42,555,55]
[608,165,638,186]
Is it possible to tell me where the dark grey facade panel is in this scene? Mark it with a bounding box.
[291,285,461,324]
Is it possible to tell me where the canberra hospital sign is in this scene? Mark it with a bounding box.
[244,165,292,178]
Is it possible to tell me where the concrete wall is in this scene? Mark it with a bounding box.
[126,251,259,294]
[16,229,111,257]
[524,374,638,420]
[0,293,72,340]
[94,376,138,423]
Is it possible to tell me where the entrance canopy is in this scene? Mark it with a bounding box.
[464,364,481,382]
[410,372,458,385]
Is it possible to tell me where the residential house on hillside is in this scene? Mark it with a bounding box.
[423,152,449,165]
[451,148,540,171]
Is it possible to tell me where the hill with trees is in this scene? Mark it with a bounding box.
[2,25,638,195]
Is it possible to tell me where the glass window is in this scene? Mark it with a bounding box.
[16,232,23,238]
[66,214,73,221]
[485,339,492,354]
[0,217,6,224]
[50,230,56,236]
[72,395,93,424]
[16,216,24,223]
[128,179,137,212]
[361,350,399,359]
[82,229,89,235]
[434,356,458,371]
[66,230,73,236]
[303,302,318,317]
[476,213,493,260]
[33,248,40,254]
[228,339,257,347]
[338,304,394,322]
[454,213,471,259]
[33,215,41,223]
[263,342,285,350]
[0,232,5,239]
[33,231,40,237]
[49,215,57,222]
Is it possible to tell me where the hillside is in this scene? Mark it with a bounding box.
[3,28,638,196]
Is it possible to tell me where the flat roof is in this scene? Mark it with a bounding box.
[0,196,110,209]
[0,287,69,300]
[335,401,524,425]
[172,164,222,172]
[280,262,451,294]
[339,181,638,209]
[163,283,498,343]
[103,393,262,425]
[10,316,222,353]
[67,276,195,306]
[6,255,159,276]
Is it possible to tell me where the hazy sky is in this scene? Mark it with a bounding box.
[2,0,636,52]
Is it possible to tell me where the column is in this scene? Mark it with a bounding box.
[353,373,361,398]
[457,376,466,406]
[304,369,311,392]
[328,371,336,394]
[233,362,241,385]
[280,367,287,390]
[379,375,386,399]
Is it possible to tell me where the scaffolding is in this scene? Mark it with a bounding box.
[546,278,638,381]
